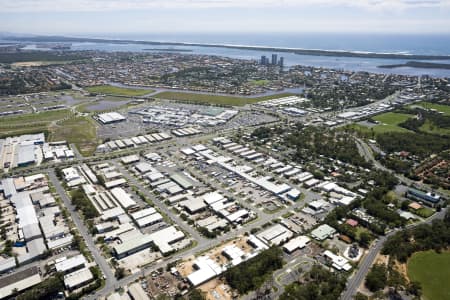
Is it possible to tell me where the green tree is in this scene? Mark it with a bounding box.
[115,267,126,279]
[17,275,64,300]
[280,265,346,300]
[358,232,371,248]
[188,289,206,300]
[354,293,369,300]
[407,281,422,297]
[365,264,387,292]
[224,247,283,294]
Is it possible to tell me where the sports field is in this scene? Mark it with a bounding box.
[153,91,296,106]
[372,112,414,132]
[86,85,153,97]
[407,250,450,300]
[349,112,414,135]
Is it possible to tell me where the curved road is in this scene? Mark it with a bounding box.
[341,207,447,300]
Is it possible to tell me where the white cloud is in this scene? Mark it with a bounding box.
[1,0,449,12]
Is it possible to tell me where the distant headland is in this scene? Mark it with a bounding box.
[378,61,450,70]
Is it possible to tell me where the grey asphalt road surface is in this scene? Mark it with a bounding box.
[47,169,117,296]
[341,207,448,300]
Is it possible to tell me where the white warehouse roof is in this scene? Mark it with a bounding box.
[55,254,86,273]
[98,112,126,124]
[283,236,310,253]
[110,188,136,209]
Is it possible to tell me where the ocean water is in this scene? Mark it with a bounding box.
[8,33,450,77]
[90,33,450,56]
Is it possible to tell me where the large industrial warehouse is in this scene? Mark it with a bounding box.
[97,112,126,124]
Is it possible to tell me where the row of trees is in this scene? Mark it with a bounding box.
[324,169,403,240]
[382,211,450,262]
[399,109,450,132]
[17,273,64,300]
[379,156,413,175]
[365,264,387,292]
[153,289,205,300]
[365,262,422,298]
[251,126,285,141]
[70,188,99,219]
[376,132,450,160]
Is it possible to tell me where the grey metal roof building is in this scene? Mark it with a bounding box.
[22,223,42,241]
[18,238,47,265]
[0,257,16,274]
[17,144,36,166]
[0,266,42,299]
[1,178,16,198]
[170,173,193,190]
[113,233,154,259]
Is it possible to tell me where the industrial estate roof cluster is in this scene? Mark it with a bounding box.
[0,133,73,171]
[59,161,189,259]
[97,132,172,152]
[134,105,238,127]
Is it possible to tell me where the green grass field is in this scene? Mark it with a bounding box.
[0,109,71,137]
[49,116,98,156]
[0,109,70,126]
[153,91,297,106]
[86,85,153,97]
[411,102,450,116]
[349,112,414,135]
[407,250,450,300]
[249,79,270,86]
[372,112,412,123]
[412,207,435,218]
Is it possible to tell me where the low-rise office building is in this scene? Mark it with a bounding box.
[405,188,442,207]
[311,224,336,241]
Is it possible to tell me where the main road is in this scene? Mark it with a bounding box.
[47,169,117,293]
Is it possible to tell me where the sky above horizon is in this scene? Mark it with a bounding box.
[1,0,450,36]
